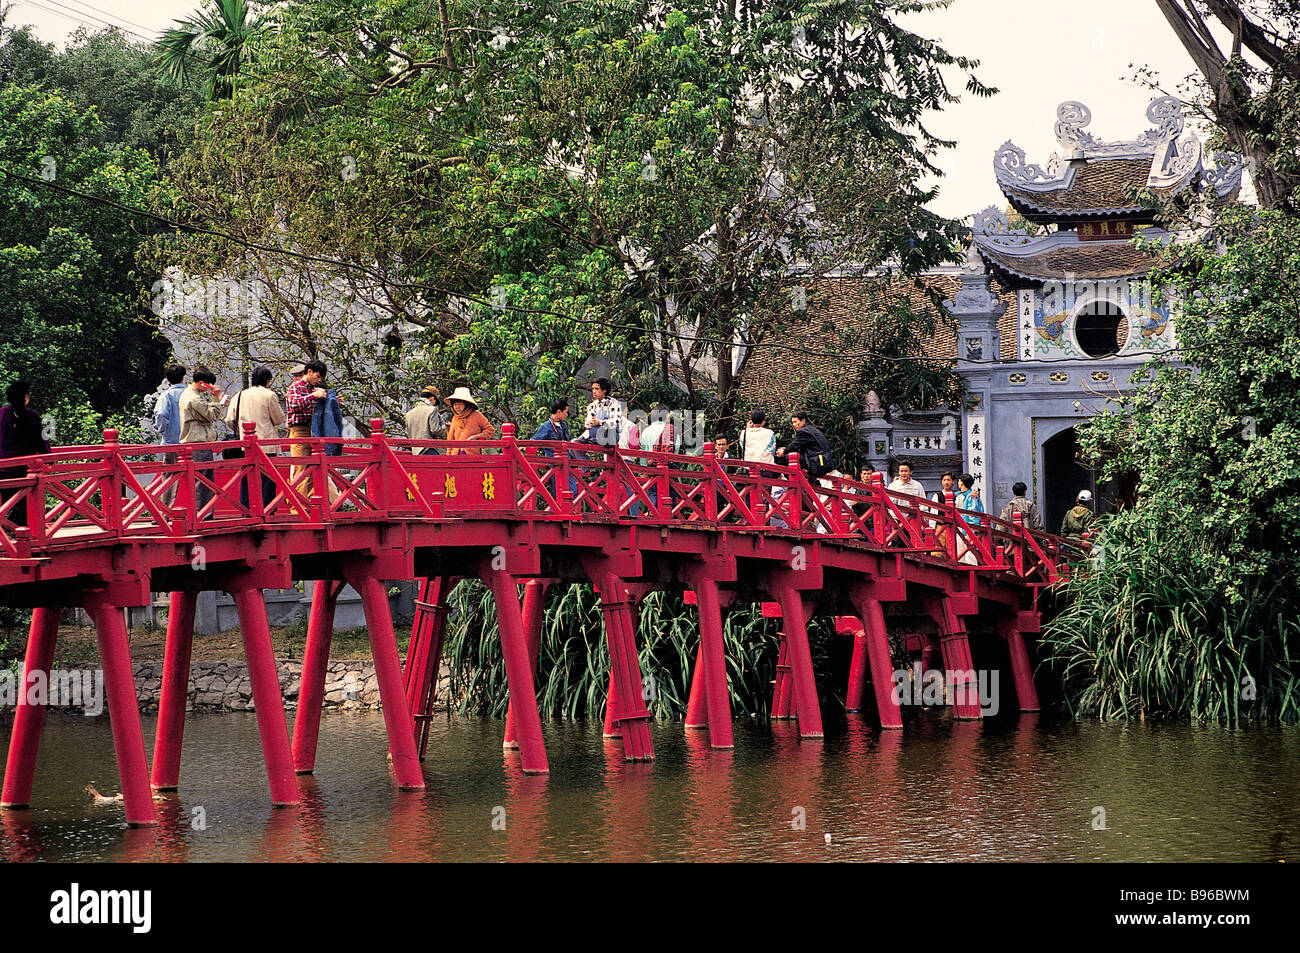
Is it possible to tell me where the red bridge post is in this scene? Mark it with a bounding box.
[921,593,983,720]
[0,607,60,811]
[345,569,425,791]
[151,590,198,790]
[769,573,824,740]
[999,610,1042,712]
[483,566,549,773]
[228,582,300,805]
[589,570,654,761]
[771,635,795,720]
[848,583,906,729]
[843,619,870,712]
[86,590,157,826]
[684,638,708,729]
[505,579,550,748]
[404,575,453,758]
[689,576,734,749]
[292,579,344,774]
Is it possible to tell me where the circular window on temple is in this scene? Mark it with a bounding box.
[1073,302,1128,358]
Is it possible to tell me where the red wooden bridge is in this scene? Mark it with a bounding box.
[0,421,1077,825]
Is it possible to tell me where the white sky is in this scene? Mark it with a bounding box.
[8,0,1211,218]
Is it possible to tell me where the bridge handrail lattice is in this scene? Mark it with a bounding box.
[0,421,1080,585]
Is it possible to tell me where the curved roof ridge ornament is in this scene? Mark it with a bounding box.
[1202,149,1244,198]
[1142,96,1185,143]
[993,141,1066,190]
[972,205,1030,246]
[1149,131,1203,187]
[1055,101,1096,155]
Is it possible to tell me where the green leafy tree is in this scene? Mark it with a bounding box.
[0,86,167,438]
[2,24,203,160]
[1154,0,1300,211]
[1045,205,1300,721]
[150,0,987,430]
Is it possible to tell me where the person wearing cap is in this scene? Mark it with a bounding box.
[404,385,446,454]
[445,387,495,455]
[1060,489,1096,539]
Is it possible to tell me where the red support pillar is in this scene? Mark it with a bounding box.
[1,607,60,810]
[771,635,796,720]
[692,577,733,749]
[684,641,707,729]
[853,595,904,729]
[230,586,300,805]
[602,591,645,738]
[602,668,622,739]
[923,594,982,721]
[774,585,823,740]
[292,580,342,774]
[592,572,655,761]
[484,568,549,774]
[404,576,452,757]
[999,612,1042,713]
[150,591,198,791]
[88,597,157,826]
[843,620,870,712]
[506,580,550,748]
[350,573,425,791]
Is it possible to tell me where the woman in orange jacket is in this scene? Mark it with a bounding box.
[444,387,495,454]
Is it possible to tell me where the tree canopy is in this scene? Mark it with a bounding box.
[149,0,986,430]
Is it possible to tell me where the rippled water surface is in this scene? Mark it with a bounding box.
[2,711,1296,862]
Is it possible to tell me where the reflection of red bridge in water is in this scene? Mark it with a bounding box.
[0,421,1078,826]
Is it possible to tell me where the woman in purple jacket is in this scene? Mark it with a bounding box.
[0,381,52,528]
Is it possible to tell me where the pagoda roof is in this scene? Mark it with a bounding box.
[993,98,1241,222]
[971,225,1172,284]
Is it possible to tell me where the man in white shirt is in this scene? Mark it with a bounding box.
[737,409,775,464]
[887,461,926,497]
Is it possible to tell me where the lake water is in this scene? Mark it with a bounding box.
[1,710,1296,862]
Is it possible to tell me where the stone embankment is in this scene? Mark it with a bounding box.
[103,658,449,711]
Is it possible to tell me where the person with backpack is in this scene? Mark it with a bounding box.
[999,481,1044,532]
[776,412,834,477]
[1061,489,1096,538]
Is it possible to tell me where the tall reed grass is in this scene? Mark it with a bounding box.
[1040,512,1300,724]
[444,581,845,721]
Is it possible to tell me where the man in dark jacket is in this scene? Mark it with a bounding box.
[1060,489,1096,538]
[776,412,833,476]
[0,381,52,528]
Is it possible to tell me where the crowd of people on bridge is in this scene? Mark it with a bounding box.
[0,367,1096,543]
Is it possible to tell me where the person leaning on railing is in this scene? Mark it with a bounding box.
[0,380,51,528]
[998,481,1044,532]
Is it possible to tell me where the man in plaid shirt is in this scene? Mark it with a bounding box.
[286,360,327,495]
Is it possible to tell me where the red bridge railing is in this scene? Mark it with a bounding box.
[0,420,1080,585]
